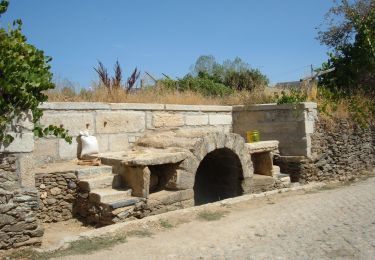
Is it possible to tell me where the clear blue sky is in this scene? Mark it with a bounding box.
[2,0,334,88]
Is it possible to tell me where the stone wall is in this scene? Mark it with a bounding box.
[232,102,317,157]
[35,172,77,223]
[34,103,233,165]
[275,118,375,182]
[0,113,44,249]
[0,154,43,249]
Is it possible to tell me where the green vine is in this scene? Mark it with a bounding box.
[0,0,71,145]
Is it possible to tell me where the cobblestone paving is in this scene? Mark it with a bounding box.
[61,178,375,260]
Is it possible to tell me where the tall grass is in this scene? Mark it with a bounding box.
[46,81,374,126]
[46,83,278,105]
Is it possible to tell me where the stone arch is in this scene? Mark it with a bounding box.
[173,132,253,201]
[194,148,244,205]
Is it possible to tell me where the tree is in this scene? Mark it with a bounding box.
[318,0,375,96]
[0,0,71,144]
[190,55,269,92]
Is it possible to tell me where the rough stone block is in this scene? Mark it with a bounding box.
[109,134,129,152]
[120,148,188,166]
[165,104,232,112]
[305,120,315,134]
[33,139,58,157]
[215,132,226,148]
[279,141,309,157]
[96,135,109,153]
[209,114,232,125]
[12,112,33,132]
[185,115,209,126]
[59,138,78,159]
[252,174,275,193]
[122,166,150,198]
[153,113,184,128]
[110,103,164,110]
[264,110,304,122]
[19,153,37,188]
[224,134,236,150]
[128,135,140,143]
[245,141,279,154]
[149,189,194,205]
[40,102,110,110]
[192,139,207,161]
[165,169,195,190]
[145,111,154,129]
[0,133,34,153]
[205,134,217,154]
[251,152,273,176]
[178,154,199,173]
[40,112,94,136]
[96,111,145,134]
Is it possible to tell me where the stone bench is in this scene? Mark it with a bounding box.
[92,148,189,198]
[245,140,279,176]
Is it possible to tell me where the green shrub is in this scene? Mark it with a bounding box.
[160,74,232,97]
[274,89,307,105]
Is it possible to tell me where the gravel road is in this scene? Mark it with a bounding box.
[58,177,375,260]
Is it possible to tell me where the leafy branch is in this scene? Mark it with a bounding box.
[0,0,72,145]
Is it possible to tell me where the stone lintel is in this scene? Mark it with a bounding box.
[39,102,110,110]
[233,102,317,112]
[245,140,279,154]
[165,104,232,112]
[110,103,164,110]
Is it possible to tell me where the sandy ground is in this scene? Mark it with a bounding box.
[41,219,93,250]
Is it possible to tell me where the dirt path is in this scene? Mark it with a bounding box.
[52,177,375,260]
[41,219,93,250]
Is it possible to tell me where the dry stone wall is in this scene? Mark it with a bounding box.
[275,118,375,182]
[35,172,77,222]
[0,154,43,249]
[0,113,44,249]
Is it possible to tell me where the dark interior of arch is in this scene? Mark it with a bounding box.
[194,148,244,206]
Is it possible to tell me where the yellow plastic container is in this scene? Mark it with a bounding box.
[246,130,260,143]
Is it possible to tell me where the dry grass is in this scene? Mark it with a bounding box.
[46,82,374,126]
[46,84,279,106]
[197,210,228,221]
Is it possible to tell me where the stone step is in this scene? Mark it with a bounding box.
[107,197,143,209]
[274,173,291,185]
[78,173,121,191]
[272,165,280,176]
[89,188,132,204]
[76,165,113,179]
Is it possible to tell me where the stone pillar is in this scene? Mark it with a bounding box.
[252,152,273,176]
[122,165,150,198]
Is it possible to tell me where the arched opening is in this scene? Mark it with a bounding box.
[194,148,244,205]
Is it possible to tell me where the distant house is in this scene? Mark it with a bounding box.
[274,81,302,90]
